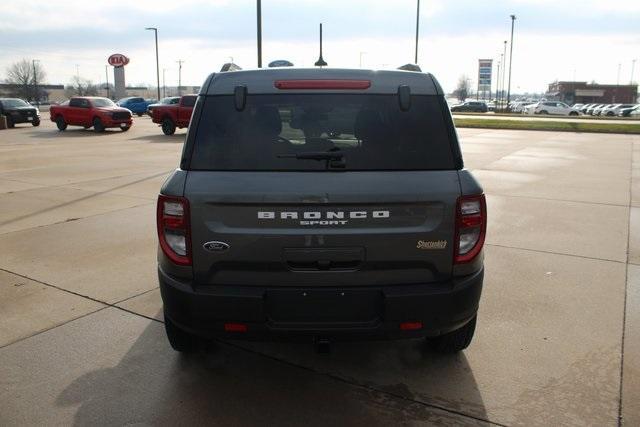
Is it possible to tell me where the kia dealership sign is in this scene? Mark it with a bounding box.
[108,54,130,67]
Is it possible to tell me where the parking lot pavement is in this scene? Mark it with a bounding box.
[1,118,639,425]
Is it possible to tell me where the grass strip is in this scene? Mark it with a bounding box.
[454,118,640,134]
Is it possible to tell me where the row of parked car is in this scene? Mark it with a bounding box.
[1,95,196,135]
[573,103,640,117]
[46,95,196,135]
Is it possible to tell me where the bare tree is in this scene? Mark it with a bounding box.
[5,59,47,101]
[65,76,99,97]
[453,75,472,101]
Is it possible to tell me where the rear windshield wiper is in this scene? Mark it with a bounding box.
[277,151,344,161]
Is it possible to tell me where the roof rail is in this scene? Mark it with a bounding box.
[220,63,242,72]
[397,64,422,72]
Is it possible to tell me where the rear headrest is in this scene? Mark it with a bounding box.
[254,106,282,137]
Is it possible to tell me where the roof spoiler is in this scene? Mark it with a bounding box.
[220,63,242,72]
[397,63,422,72]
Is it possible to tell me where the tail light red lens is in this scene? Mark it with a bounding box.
[400,321,423,331]
[157,195,191,266]
[224,322,248,332]
[274,79,371,90]
[454,194,487,264]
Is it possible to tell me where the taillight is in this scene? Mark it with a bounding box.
[274,80,371,90]
[454,194,487,264]
[157,195,191,266]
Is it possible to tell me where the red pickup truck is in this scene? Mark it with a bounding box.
[151,94,196,135]
[50,97,133,132]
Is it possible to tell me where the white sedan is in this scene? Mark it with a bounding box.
[523,101,580,116]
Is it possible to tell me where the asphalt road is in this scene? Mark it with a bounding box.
[0,117,639,426]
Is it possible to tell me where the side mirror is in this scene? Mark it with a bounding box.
[234,85,247,111]
[398,85,411,111]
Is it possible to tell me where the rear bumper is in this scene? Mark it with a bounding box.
[159,267,484,341]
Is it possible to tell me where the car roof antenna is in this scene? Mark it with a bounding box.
[314,23,328,67]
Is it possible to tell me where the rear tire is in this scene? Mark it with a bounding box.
[120,125,131,132]
[427,316,477,354]
[162,118,176,135]
[569,111,578,116]
[6,116,15,128]
[164,314,198,353]
[539,110,549,115]
[136,112,144,117]
[93,117,105,133]
[55,116,67,131]
[32,119,40,126]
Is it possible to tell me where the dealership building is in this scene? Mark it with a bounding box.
[546,81,638,104]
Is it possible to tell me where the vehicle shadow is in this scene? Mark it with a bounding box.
[55,311,489,426]
[129,133,186,143]
[26,128,127,139]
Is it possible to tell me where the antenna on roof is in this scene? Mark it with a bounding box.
[314,23,327,67]
[220,63,242,72]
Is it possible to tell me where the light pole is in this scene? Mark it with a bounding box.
[631,59,637,85]
[145,27,161,101]
[257,0,262,68]
[105,65,110,99]
[359,52,367,68]
[506,15,516,109]
[176,60,184,95]
[501,41,507,109]
[162,68,167,97]
[414,0,420,64]
[32,59,39,105]
[617,63,621,85]
[495,56,502,109]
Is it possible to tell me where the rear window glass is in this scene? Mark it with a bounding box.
[189,94,455,171]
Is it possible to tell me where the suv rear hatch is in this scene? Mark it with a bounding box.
[184,90,461,287]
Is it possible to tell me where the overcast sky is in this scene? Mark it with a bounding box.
[1,0,638,94]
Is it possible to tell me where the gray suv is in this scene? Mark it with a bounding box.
[157,67,486,354]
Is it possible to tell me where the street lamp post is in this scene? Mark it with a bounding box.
[257,0,262,68]
[162,68,167,97]
[105,65,110,99]
[145,27,161,101]
[359,52,367,68]
[414,0,420,64]
[500,41,507,110]
[631,59,637,85]
[32,59,39,105]
[495,56,502,110]
[506,15,516,110]
[176,60,184,95]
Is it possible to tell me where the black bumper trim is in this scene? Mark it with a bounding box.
[158,266,483,341]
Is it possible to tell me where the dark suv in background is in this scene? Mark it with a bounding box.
[0,98,40,127]
[450,100,488,113]
[157,67,487,354]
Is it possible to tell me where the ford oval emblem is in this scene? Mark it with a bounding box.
[203,241,230,252]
